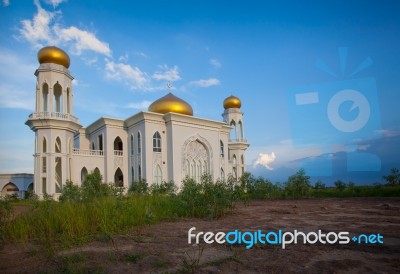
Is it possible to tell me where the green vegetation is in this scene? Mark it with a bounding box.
[1,167,399,249]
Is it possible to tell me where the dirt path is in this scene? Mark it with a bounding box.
[1,197,400,273]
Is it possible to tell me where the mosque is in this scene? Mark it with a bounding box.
[24,46,250,199]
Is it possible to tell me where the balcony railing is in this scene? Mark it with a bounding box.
[229,138,248,143]
[73,148,104,156]
[114,150,123,156]
[28,112,79,123]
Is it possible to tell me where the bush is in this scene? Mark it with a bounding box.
[285,169,311,199]
[129,179,148,195]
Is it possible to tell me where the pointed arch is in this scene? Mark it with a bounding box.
[131,166,135,183]
[66,87,71,114]
[138,164,142,180]
[55,137,61,153]
[42,136,47,153]
[42,83,49,111]
[114,168,123,187]
[130,134,134,155]
[114,136,123,156]
[220,140,224,157]
[153,131,161,152]
[137,131,142,154]
[238,120,243,139]
[81,167,88,183]
[230,120,236,140]
[53,82,62,112]
[94,167,100,176]
[1,182,19,197]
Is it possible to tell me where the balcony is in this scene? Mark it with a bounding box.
[28,112,79,123]
[229,138,248,143]
[114,150,123,156]
[73,148,104,156]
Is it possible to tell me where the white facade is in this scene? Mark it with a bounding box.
[26,50,250,199]
[0,173,33,199]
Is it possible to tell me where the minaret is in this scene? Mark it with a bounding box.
[222,95,250,180]
[26,46,81,199]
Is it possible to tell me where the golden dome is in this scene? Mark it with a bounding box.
[37,46,70,68]
[223,95,241,109]
[148,93,193,116]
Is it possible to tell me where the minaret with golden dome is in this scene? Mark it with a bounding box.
[222,95,249,180]
[26,46,81,199]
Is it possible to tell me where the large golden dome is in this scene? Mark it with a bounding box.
[148,93,193,116]
[37,46,70,68]
[223,95,241,109]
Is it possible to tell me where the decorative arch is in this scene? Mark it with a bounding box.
[94,167,100,176]
[114,168,123,187]
[81,167,88,183]
[42,83,49,111]
[1,182,19,197]
[53,82,62,112]
[181,134,213,179]
[55,137,61,153]
[153,164,162,184]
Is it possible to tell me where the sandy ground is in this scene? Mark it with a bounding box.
[1,197,399,273]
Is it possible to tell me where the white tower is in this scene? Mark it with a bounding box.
[222,95,250,180]
[26,46,81,199]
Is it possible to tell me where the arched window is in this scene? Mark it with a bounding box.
[130,135,134,155]
[54,83,62,112]
[230,120,236,140]
[220,140,224,157]
[42,137,47,153]
[66,88,71,114]
[153,131,161,152]
[81,167,88,183]
[91,141,95,150]
[138,165,142,180]
[42,83,48,111]
[153,164,162,184]
[238,121,243,139]
[233,154,237,165]
[55,137,61,153]
[114,168,123,187]
[137,132,141,154]
[221,168,225,180]
[114,136,123,156]
[131,166,135,182]
[94,167,101,176]
[241,155,244,165]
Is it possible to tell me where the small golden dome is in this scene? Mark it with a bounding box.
[223,95,241,109]
[148,93,193,116]
[37,46,70,68]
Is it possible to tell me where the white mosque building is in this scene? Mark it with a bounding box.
[25,46,249,199]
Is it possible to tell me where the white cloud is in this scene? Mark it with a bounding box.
[44,0,66,8]
[2,0,10,7]
[19,1,111,57]
[152,64,181,82]
[189,78,220,88]
[19,0,56,47]
[253,152,276,170]
[125,100,152,110]
[55,26,111,56]
[135,51,147,58]
[209,58,221,69]
[105,60,148,89]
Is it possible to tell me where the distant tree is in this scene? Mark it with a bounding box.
[334,180,346,191]
[382,168,400,186]
[314,180,326,189]
[285,169,311,198]
[348,181,355,189]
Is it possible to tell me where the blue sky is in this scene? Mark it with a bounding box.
[0,0,399,185]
